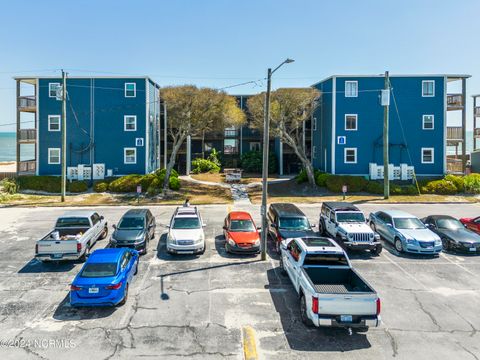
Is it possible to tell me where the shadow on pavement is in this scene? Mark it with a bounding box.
[265,267,372,352]
[53,295,117,321]
[214,234,259,259]
[156,233,203,261]
[18,258,76,273]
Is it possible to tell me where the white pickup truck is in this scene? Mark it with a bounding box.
[280,236,381,330]
[35,211,108,262]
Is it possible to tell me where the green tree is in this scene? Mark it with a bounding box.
[161,86,246,194]
[247,88,320,186]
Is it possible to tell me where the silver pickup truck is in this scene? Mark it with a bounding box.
[280,236,381,330]
[35,211,108,262]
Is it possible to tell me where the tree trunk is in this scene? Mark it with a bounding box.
[162,134,186,195]
[282,131,316,187]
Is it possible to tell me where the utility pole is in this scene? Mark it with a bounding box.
[260,68,272,261]
[383,71,390,199]
[61,70,67,202]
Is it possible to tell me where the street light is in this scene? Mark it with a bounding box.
[260,58,295,261]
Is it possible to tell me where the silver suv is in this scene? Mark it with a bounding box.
[166,207,206,255]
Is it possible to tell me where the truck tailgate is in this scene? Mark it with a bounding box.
[37,240,78,255]
[317,293,377,316]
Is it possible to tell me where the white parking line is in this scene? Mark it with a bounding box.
[382,252,430,291]
[439,253,476,276]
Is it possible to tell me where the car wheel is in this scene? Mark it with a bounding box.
[394,238,404,253]
[119,284,129,306]
[371,244,382,256]
[370,222,377,232]
[335,236,346,249]
[275,241,281,254]
[442,238,450,252]
[318,221,325,236]
[199,246,206,255]
[80,243,90,262]
[99,226,108,240]
[279,256,287,276]
[300,295,314,327]
[134,262,138,275]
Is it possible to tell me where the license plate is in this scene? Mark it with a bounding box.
[469,247,476,252]
[340,315,353,323]
[88,287,99,294]
[178,251,194,254]
[52,254,62,259]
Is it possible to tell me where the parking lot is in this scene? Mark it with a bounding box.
[1,202,480,359]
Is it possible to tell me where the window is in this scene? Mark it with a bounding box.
[422,148,434,164]
[344,148,357,164]
[422,115,434,130]
[91,213,100,225]
[313,117,317,131]
[422,80,435,97]
[249,142,261,151]
[345,81,358,97]
[125,83,136,97]
[49,83,60,98]
[124,148,137,164]
[48,148,61,164]
[345,114,358,131]
[136,138,144,146]
[124,115,137,131]
[312,145,316,159]
[48,115,61,131]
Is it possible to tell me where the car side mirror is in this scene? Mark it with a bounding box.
[100,216,104,220]
[386,223,392,228]
[270,224,276,229]
[222,226,227,230]
[202,223,207,227]
[311,224,316,228]
[257,226,261,230]
[112,224,117,230]
[166,225,170,229]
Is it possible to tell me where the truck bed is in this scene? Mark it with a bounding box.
[40,227,90,241]
[305,267,373,294]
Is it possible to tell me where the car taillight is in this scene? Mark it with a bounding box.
[376,298,381,315]
[106,282,122,290]
[70,285,82,291]
[312,296,319,313]
[77,243,82,253]
[277,233,282,241]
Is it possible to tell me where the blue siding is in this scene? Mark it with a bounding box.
[38,77,151,176]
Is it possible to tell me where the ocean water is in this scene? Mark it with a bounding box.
[0,132,35,162]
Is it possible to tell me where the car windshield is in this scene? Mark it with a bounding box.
[172,217,201,229]
[118,217,144,230]
[279,217,310,230]
[81,263,117,277]
[436,218,464,230]
[229,220,255,232]
[336,212,365,223]
[394,217,425,229]
[56,217,90,228]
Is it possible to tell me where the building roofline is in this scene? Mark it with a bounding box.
[14,75,161,88]
[311,74,471,87]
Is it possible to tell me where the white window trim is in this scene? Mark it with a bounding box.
[421,147,434,164]
[422,115,434,130]
[422,80,435,97]
[345,81,358,97]
[48,148,61,164]
[48,115,61,131]
[249,142,261,151]
[124,147,137,164]
[344,147,357,164]
[344,114,358,131]
[124,115,137,131]
[49,83,60,98]
[125,82,136,98]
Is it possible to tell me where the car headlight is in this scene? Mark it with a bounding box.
[228,239,236,246]
[254,239,260,246]
[435,239,442,246]
[369,233,374,238]
[374,233,380,240]
[405,237,416,244]
[167,233,176,244]
[348,233,353,239]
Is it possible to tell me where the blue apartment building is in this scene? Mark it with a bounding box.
[311,74,469,177]
[15,76,161,176]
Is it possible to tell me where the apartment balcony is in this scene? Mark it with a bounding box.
[447,158,463,174]
[224,129,238,138]
[18,96,36,112]
[18,129,36,143]
[18,160,36,174]
[446,127,464,142]
[475,106,480,117]
[447,94,463,110]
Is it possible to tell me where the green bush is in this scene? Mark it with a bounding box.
[240,151,277,173]
[94,181,109,193]
[17,176,61,193]
[315,172,330,187]
[155,168,179,179]
[366,181,384,194]
[147,177,161,196]
[207,148,221,167]
[444,174,464,192]
[108,174,143,193]
[325,175,368,193]
[169,176,181,191]
[296,168,323,184]
[463,173,480,193]
[191,158,221,174]
[140,173,157,190]
[0,178,19,194]
[424,179,458,195]
[68,181,88,193]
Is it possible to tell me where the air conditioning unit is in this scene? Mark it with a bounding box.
[67,167,78,180]
[92,163,105,180]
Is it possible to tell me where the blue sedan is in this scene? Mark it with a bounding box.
[70,248,139,307]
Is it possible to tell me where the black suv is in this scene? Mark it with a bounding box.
[110,209,156,255]
[267,203,316,253]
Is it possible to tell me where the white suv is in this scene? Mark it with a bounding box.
[166,207,206,255]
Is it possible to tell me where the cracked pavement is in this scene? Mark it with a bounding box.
[0,203,480,359]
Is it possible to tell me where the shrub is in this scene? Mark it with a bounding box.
[366,181,384,195]
[0,178,19,194]
[94,181,109,193]
[147,177,161,196]
[169,176,181,191]
[155,168,179,179]
[140,173,157,190]
[68,181,88,193]
[191,158,221,174]
[207,148,221,167]
[315,172,330,187]
[424,179,458,195]
[108,174,143,193]
[296,168,324,185]
[17,176,61,193]
[240,151,277,173]
[325,175,368,193]
[463,173,480,194]
[444,174,464,192]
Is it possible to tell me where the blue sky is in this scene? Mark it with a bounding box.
[1,0,479,131]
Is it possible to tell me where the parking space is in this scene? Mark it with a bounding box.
[0,203,480,359]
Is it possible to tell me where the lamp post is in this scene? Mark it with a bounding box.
[260,58,294,261]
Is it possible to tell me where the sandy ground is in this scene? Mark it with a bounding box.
[0,161,16,172]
